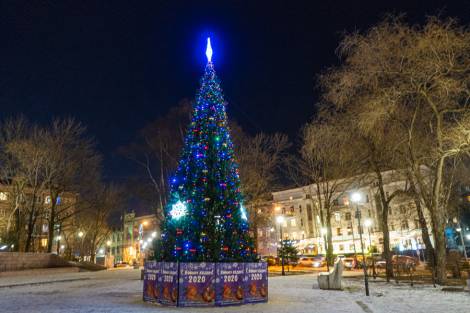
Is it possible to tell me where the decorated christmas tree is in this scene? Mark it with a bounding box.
[160,38,256,262]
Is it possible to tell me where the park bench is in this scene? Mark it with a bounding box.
[318,259,343,290]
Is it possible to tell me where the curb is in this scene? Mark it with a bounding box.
[0,277,91,289]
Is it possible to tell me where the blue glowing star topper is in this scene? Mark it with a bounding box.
[206,37,213,63]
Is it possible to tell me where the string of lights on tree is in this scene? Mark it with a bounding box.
[160,38,256,262]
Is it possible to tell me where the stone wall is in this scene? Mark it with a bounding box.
[0,252,70,272]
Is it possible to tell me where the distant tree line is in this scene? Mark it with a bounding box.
[0,117,124,261]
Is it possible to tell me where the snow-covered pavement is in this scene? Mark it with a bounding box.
[0,268,468,313]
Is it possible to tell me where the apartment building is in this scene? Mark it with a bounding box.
[262,170,431,257]
[0,185,77,253]
[111,212,160,265]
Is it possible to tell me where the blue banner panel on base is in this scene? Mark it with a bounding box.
[244,262,268,303]
[143,261,160,303]
[158,262,179,306]
[215,262,245,306]
[178,262,216,307]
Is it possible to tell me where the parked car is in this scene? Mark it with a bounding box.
[298,257,315,267]
[392,255,418,270]
[298,256,326,267]
[342,257,357,270]
[261,256,277,266]
[376,255,418,270]
[114,261,130,268]
[312,256,326,268]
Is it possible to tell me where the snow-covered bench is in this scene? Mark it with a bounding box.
[317,259,343,290]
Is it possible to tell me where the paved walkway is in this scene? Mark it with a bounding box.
[0,268,468,313]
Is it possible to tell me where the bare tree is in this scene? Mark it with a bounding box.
[287,113,361,265]
[75,183,123,262]
[0,117,30,249]
[319,16,470,284]
[3,124,49,252]
[120,100,191,220]
[43,118,101,252]
[232,122,290,249]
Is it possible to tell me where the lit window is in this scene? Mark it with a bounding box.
[401,220,409,230]
[0,192,8,201]
[41,238,48,247]
[292,232,297,239]
[290,219,296,227]
[334,212,341,221]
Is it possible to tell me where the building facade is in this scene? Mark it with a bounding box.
[109,212,160,265]
[0,185,77,253]
[260,170,432,258]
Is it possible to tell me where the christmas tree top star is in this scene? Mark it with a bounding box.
[206,37,213,63]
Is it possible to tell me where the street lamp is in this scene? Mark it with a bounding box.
[77,231,84,261]
[364,219,373,249]
[152,231,157,238]
[351,191,370,296]
[56,235,62,255]
[364,218,376,278]
[276,215,286,276]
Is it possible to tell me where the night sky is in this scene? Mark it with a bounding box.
[1,1,470,184]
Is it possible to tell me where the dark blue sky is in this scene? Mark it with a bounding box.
[1,1,469,182]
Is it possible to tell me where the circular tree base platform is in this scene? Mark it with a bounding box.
[143,261,268,307]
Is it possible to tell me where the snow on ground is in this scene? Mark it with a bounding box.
[0,268,468,313]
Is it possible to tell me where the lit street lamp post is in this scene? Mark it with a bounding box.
[364,219,373,249]
[351,192,370,296]
[364,218,376,278]
[78,231,84,261]
[276,215,286,276]
[56,235,62,255]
